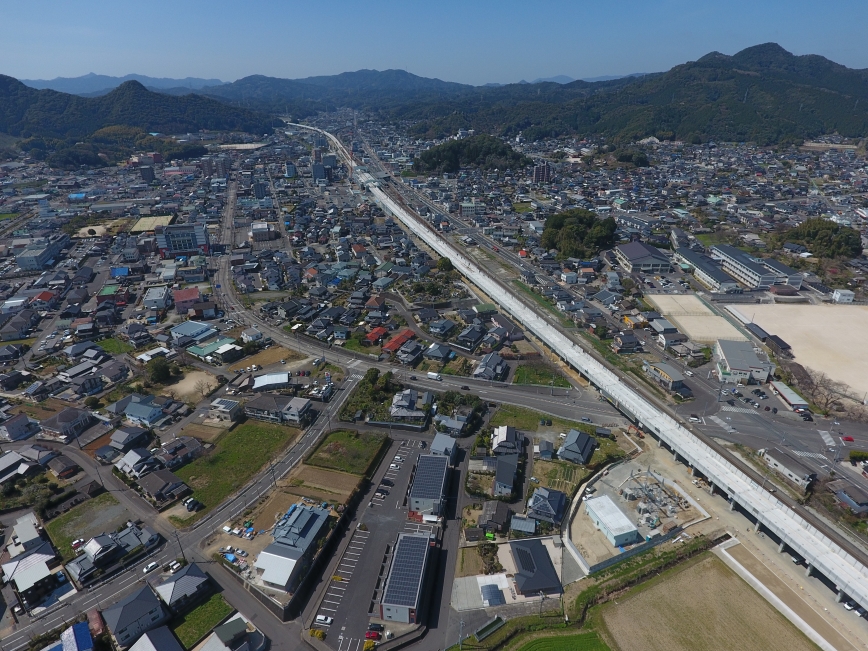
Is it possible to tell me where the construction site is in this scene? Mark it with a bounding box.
[570,458,706,568]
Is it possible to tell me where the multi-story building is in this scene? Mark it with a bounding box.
[154,224,209,259]
[532,161,552,183]
[613,241,671,274]
[408,455,448,521]
[709,245,777,289]
[673,248,740,293]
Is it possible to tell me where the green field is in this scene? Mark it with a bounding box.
[516,633,610,651]
[513,202,533,214]
[307,429,388,476]
[489,404,585,433]
[171,421,300,526]
[513,363,571,388]
[0,213,18,221]
[97,337,135,354]
[170,594,233,648]
[45,493,124,560]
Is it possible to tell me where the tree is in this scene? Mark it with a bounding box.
[84,396,101,409]
[194,379,212,398]
[801,369,848,414]
[242,341,259,357]
[87,228,97,236]
[147,357,171,384]
[437,257,454,272]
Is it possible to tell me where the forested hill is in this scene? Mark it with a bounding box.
[397,44,868,144]
[0,76,272,138]
[412,135,531,174]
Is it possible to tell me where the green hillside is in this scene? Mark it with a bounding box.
[412,134,531,174]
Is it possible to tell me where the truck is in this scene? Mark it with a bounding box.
[427,372,442,381]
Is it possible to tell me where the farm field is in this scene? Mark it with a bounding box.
[515,633,610,651]
[171,421,300,526]
[177,422,228,443]
[739,303,868,398]
[600,555,816,651]
[306,429,388,476]
[532,460,584,494]
[45,493,127,560]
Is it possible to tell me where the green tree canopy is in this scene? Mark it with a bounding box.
[540,209,617,259]
[412,135,530,174]
[147,357,171,384]
[773,218,862,258]
[437,257,454,272]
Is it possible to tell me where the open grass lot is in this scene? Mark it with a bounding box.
[513,363,571,388]
[0,213,18,221]
[306,429,388,476]
[513,202,533,214]
[96,337,134,354]
[228,346,302,371]
[171,421,300,526]
[457,547,486,578]
[516,633,610,651]
[600,555,817,651]
[170,594,233,648]
[490,404,586,433]
[341,336,380,356]
[45,493,126,561]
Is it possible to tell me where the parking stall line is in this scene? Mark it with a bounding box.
[320,606,337,612]
[323,600,341,606]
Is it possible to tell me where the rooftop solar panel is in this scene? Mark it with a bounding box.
[409,455,448,500]
[381,534,430,608]
[481,583,505,606]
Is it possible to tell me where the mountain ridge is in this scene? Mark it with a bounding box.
[21,72,226,95]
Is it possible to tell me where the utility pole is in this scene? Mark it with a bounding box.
[458,620,465,651]
[174,531,187,564]
[268,459,277,487]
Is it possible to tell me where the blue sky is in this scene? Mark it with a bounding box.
[5,0,868,85]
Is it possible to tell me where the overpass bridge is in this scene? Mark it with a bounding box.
[294,123,868,609]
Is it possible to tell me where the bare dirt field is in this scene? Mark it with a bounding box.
[648,294,747,343]
[735,303,868,398]
[456,547,485,578]
[167,370,217,402]
[228,346,303,371]
[179,422,228,443]
[601,555,817,651]
[280,464,359,507]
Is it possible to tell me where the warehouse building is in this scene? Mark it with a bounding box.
[760,448,816,492]
[408,455,449,522]
[379,533,431,624]
[768,380,809,411]
[585,495,640,547]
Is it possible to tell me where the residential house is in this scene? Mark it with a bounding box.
[138,469,187,503]
[47,455,80,479]
[473,352,507,381]
[390,389,432,422]
[557,429,597,465]
[0,413,37,441]
[493,454,518,497]
[491,425,523,455]
[478,500,511,532]
[114,449,158,478]
[455,325,485,351]
[102,586,168,649]
[154,563,210,613]
[172,287,200,314]
[39,408,94,442]
[423,343,452,363]
[611,331,639,354]
[430,432,458,464]
[527,487,566,524]
[153,436,201,469]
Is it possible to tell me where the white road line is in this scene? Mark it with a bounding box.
[320,606,337,612]
[329,584,346,590]
[323,599,341,605]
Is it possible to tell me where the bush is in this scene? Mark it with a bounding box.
[849,450,868,463]
[309,629,326,640]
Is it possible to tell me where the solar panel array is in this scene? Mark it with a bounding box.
[382,534,430,608]
[481,583,505,606]
[515,546,536,573]
[409,455,448,500]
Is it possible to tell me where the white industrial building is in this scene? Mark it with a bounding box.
[832,289,855,304]
[585,495,640,547]
[715,339,775,384]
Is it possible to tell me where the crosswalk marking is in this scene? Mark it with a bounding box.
[708,415,736,433]
[818,430,835,446]
[790,450,828,460]
[720,405,758,414]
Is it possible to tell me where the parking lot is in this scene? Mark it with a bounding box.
[312,438,432,650]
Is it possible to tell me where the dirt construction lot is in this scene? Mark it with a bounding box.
[228,346,303,371]
[167,370,218,402]
[737,303,868,398]
[601,555,817,651]
[648,294,746,344]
